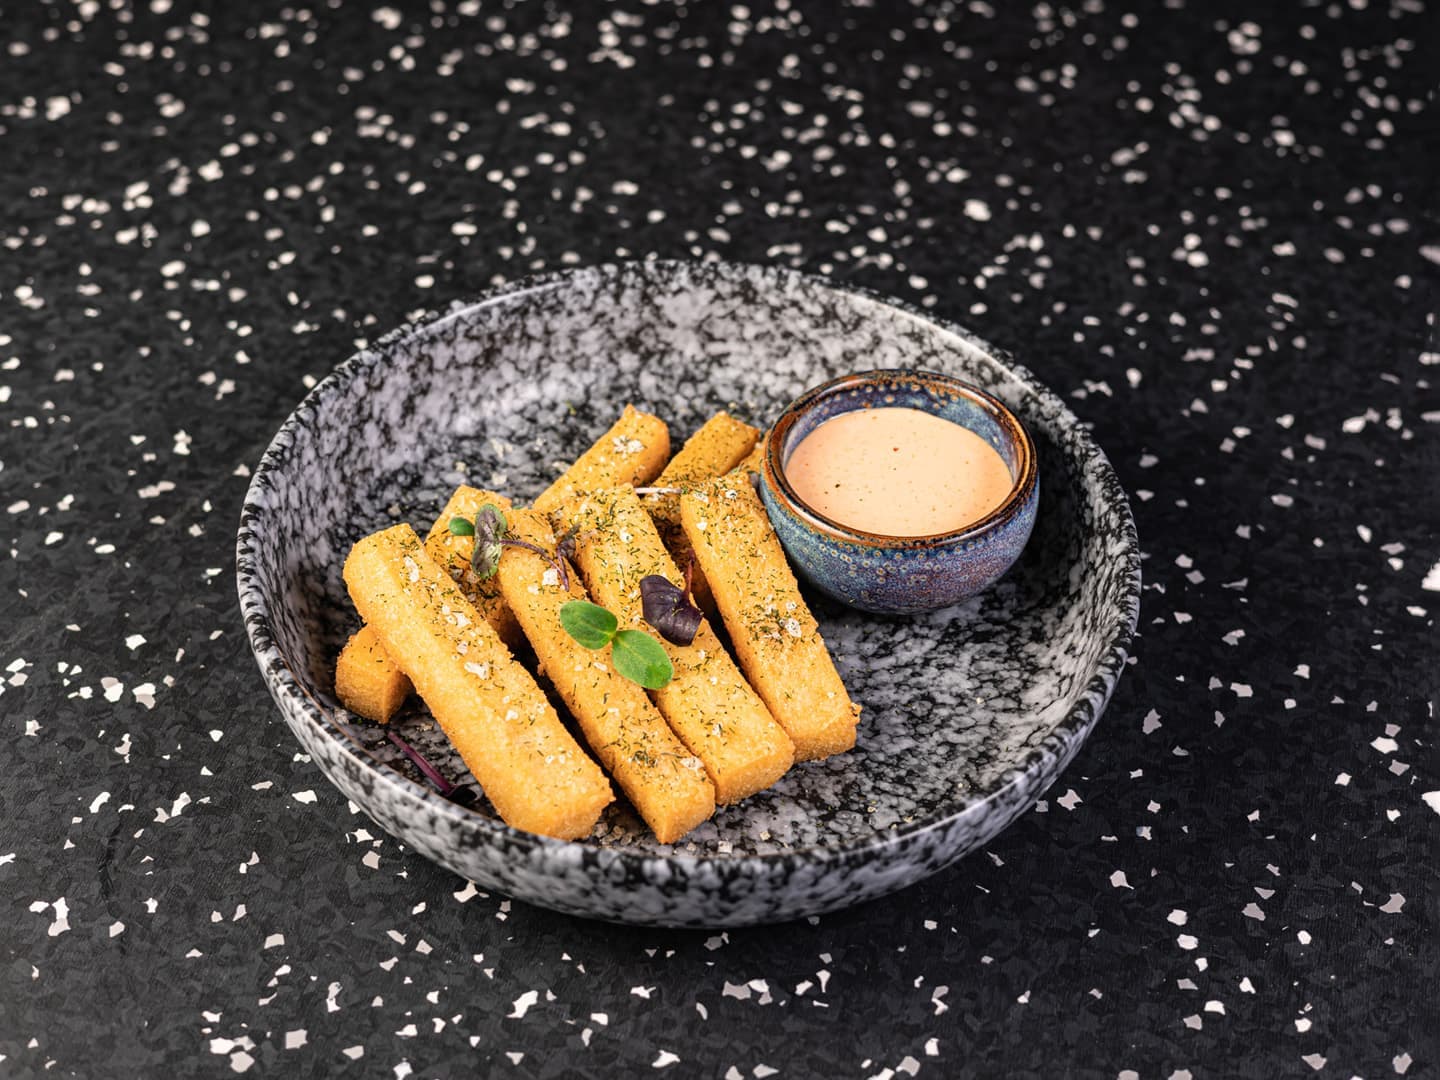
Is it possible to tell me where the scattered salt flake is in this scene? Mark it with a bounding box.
[1303,1053,1327,1071]
[1242,903,1265,921]
[1422,561,1440,592]
[264,933,285,949]
[1371,736,1399,754]
[1110,871,1132,889]
[652,1051,680,1068]
[125,634,146,651]
[931,986,949,1015]
[283,1030,306,1050]
[1056,789,1082,810]
[1177,934,1199,950]
[1168,910,1188,926]
[509,990,539,1018]
[1379,893,1405,914]
[46,898,70,936]
[293,790,317,805]
[1422,792,1440,816]
[1395,1052,1413,1074]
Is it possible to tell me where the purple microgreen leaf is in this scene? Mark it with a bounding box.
[639,574,703,647]
[470,503,508,579]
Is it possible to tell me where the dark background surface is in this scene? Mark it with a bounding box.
[1,1,1435,1076]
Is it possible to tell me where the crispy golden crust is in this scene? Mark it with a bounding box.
[729,439,766,479]
[681,477,859,761]
[532,405,670,515]
[556,487,794,804]
[344,524,613,840]
[642,412,761,612]
[497,510,716,844]
[422,487,523,651]
[335,624,413,723]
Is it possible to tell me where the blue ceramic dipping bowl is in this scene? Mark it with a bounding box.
[760,369,1039,614]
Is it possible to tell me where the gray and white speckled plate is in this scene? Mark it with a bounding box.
[236,261,1140,928]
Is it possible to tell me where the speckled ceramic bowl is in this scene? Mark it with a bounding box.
[236,260,1140,928]
[762,370,1038,614]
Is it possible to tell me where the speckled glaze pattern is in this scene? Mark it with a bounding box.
[761,370,1039,614]
[237,260,1140,927]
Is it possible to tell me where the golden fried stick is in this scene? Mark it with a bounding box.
[335,488,519,721]
[496,509,716,843]
[423,486,524,651]
[641,412,760,611]
[532,405,670,515]
[556,487,794,804]
[681,477,860,761]
[344,524,613,840]
[334,624,412,723]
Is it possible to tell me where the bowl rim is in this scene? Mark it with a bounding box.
[763,368,1039,548]
[236,257,1141,876]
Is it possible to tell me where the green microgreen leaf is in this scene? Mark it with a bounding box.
[448,516,475,536]
[559,600,618,650]
[610,629,674,689]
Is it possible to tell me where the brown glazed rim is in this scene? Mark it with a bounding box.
[763,368,1038,549]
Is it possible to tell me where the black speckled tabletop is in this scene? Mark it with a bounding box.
[2,1,1435,1076]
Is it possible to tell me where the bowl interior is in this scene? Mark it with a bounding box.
[241,262,1135,862]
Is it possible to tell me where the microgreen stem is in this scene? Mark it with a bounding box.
[499,537,569,590]
[386,730,458,796]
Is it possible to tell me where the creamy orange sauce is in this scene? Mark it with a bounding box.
[785,407,1014,536]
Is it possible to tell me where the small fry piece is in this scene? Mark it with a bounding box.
[532,405,670,515]
[557,488,794,805]
[497,510,717,843]
[729,438,766,479]
[681,477,860,761]
[642,412,761,610]
[335,625,413,723]
[344,524,613,840]
[423,486,523,651]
